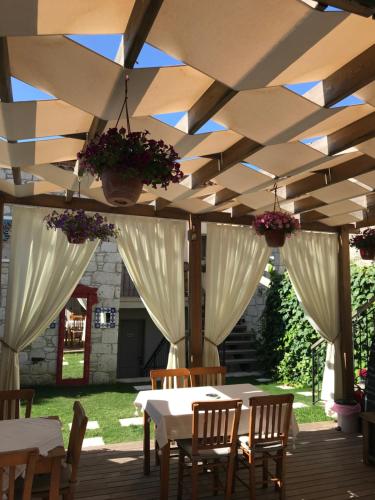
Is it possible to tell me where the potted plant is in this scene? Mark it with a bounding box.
[253,211,300,247]
[45,209,119,244]
[77,127,184,206]
[350,228,375,260]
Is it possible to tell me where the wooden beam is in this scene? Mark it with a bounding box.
[0,192,341,232]
[337,227,355,402]
[123,0,164,68]
[320,44,375,107]
[283,154,375,199]
[191,137,263,188]
[187,81,237,134]
[0,37,22,186]
[0,37,13,101]
[318,0,375,16]
[0,197,4,292]
[328,112,375,156]
[188,216,202,367]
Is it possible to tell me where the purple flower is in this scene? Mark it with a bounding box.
[44,210,119,243]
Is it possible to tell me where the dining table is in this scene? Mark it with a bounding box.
[134,382,299,500]
[0,417,65,499]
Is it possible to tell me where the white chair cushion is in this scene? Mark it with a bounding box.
[177,439,231,458]
[238,435,283,452]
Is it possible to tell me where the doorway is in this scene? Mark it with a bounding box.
[117,319,145,378]
[56,284,98,385]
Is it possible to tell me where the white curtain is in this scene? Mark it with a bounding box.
[204,224,271,366]
[0,206,98,390]
[112,215,186,368]
[281,231,342,401]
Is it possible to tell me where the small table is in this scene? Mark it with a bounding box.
[0,417,65,499]
[134,383,299,500]
[361,411,375,465]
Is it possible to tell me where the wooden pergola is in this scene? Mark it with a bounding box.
[1,0,375,403]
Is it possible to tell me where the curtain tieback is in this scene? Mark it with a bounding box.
[204,338,217,347]
[0,338,18,354]
[173,336,185,346]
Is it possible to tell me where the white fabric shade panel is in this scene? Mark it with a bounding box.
[281,231,342,401]
[0,100,93,141]
[7,36,213,121]
[113,215,187,368]
[0,0,135,35]
[0,137,84,168]
[204,223,271,366]
[147,0,358,90]
[0,206,98,390]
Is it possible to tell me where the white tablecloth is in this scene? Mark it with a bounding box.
[0,417,64,493]
[134,383,299,448]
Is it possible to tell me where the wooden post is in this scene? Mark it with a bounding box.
[338,226,355,402]
[0,199,4,292]
[188,216,202,367]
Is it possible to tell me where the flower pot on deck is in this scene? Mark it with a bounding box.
[264,229,286,248]
[332,401,361,433]
[101,171,143,207]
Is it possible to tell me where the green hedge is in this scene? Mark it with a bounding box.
[258,263,375,386]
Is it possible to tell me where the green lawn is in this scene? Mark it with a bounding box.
[62,351,84,380]
[30,377,331,447]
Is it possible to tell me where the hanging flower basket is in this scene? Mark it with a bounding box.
[253,211,300,248]
[350,228,375,261]
[77,127,184,206]
[45,210,119,244]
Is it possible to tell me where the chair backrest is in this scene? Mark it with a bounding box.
[66,401,88,483]
[0,389,35,420]
[191,399,242,456]
[189,366,227,387]
[0,447,39,500]
[248,394,294,448]
[150,368,190,390]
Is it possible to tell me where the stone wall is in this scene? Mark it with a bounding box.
[0,208,122,385]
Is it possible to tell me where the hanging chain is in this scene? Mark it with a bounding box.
[271,181,281,212]
[115,74,131,133]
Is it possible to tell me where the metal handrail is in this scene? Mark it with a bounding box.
[353,295,375,318]
[311,296,375,405]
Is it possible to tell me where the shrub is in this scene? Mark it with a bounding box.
[258,263,375,386]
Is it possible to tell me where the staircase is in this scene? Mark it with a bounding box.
[219,318,260,374]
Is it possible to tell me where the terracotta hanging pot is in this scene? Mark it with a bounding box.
[66,234,87,244]
[101,170,143,206]
[264,229,286,248]
[359,247,375,260]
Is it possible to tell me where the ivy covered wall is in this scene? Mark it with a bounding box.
[258,264,375,386]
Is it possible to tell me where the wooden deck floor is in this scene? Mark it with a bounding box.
[75,422,375,500]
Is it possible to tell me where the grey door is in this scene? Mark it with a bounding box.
[117,319,145,378]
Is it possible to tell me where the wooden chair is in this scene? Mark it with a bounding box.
[0,389,35,420]
[236,394,294,500]
[0,447,39,500]
[150,368,190,390]
[30,401,88,500]
[189,366,227,387]
[177,399,242,500]
[70,315,85,347]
